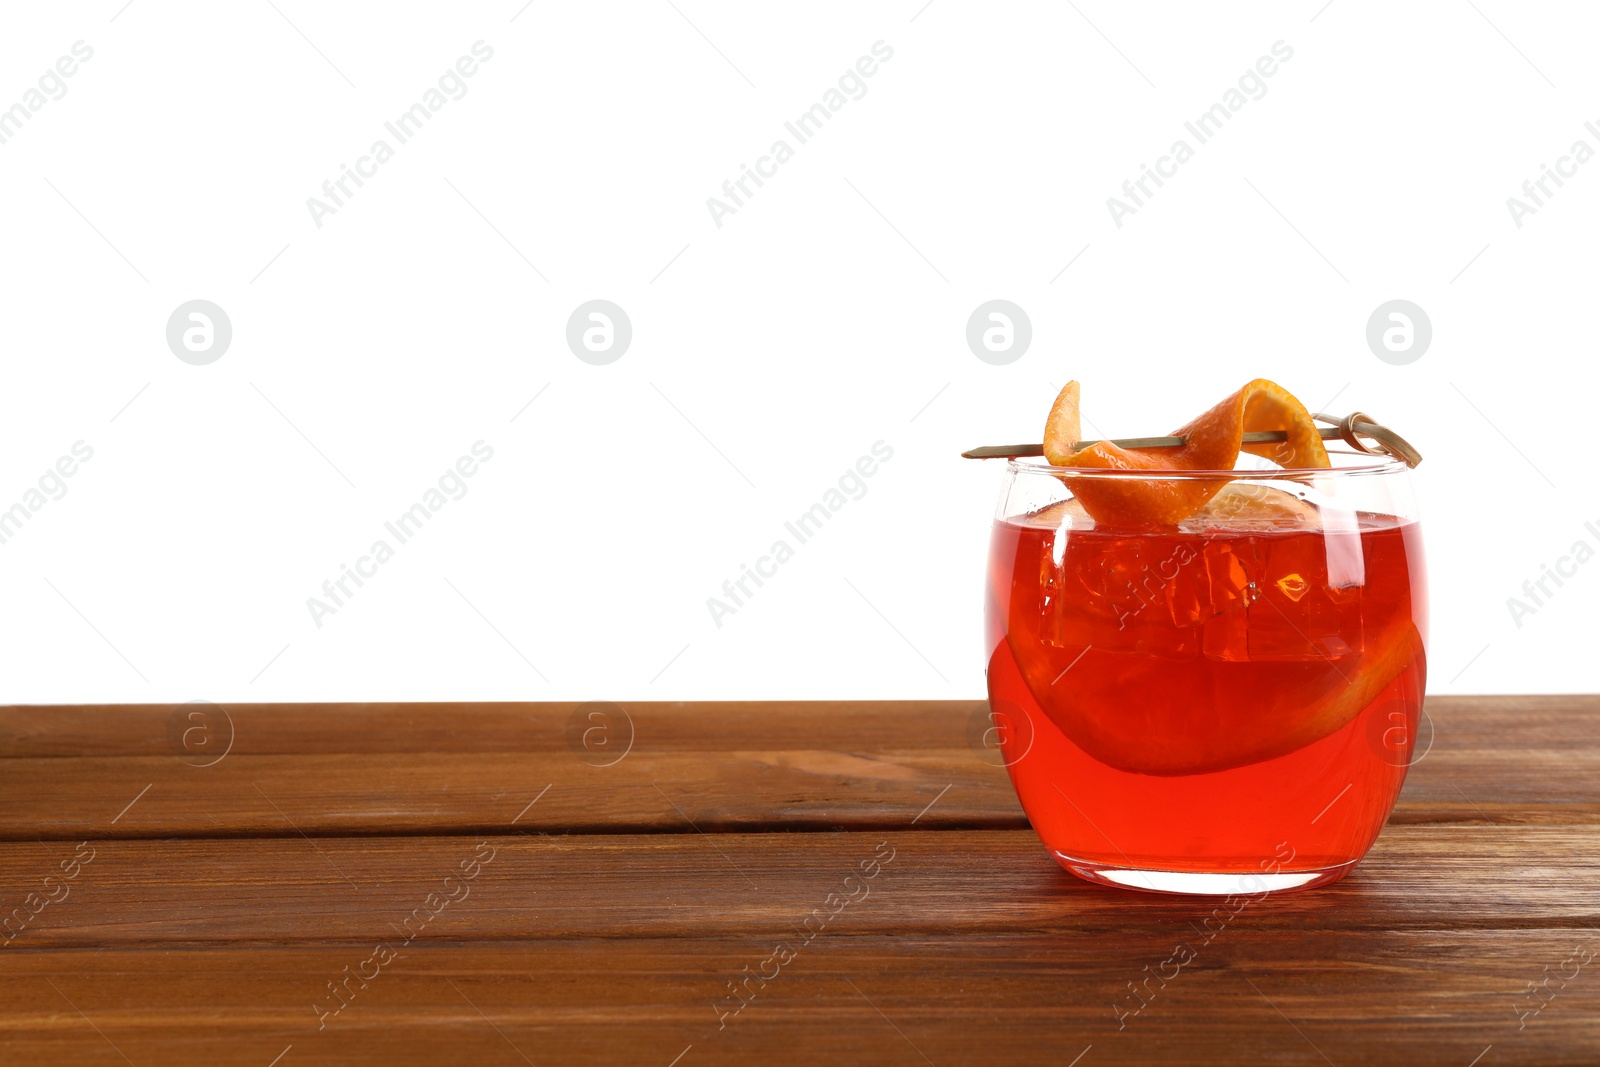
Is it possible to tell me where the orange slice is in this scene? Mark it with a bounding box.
[1042,379,1330,527]
[1006,618,1426,776]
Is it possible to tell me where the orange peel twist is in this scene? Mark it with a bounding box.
[1042,379,1331,526]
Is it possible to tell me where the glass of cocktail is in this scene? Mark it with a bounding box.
[982,384,1427,895]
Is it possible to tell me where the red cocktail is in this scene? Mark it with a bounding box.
[985,464,1427,894]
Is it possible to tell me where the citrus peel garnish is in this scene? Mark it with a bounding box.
[1042,379,1331,526]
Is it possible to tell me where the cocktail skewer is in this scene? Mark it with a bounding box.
[961,412,1422,467]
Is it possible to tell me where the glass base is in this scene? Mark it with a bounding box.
[1055,854,1358,895]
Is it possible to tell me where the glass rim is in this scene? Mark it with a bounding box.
[1004,448,1412,481]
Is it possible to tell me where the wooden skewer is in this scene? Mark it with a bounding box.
[961,413,1423,467]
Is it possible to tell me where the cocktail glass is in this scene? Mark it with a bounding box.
[984,452,1427,894]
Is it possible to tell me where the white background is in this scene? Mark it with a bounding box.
[0,0,1595,705]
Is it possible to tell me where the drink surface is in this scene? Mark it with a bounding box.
[985,492,1427,877]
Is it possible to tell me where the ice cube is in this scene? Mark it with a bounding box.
[1017,498,1094,530]
[1245,533,1364,661]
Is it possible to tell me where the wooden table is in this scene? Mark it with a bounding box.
[1,696,1596,1065]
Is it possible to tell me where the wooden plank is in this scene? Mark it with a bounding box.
[9,696,1593,758]
[0,700,1020,839]
[1385,694,1600,823]
[1,829,1596,951]
[0,750,1017,840]
[0,697,1594,839]
[1,933,1597,1066]
[0,701,1005,755]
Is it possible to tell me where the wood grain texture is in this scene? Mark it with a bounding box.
[2,934,1598,1067]
[1,829,1598,948]
[0,697,1593,839]
[0,700,1018,839]
[0,696,1597,1065]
